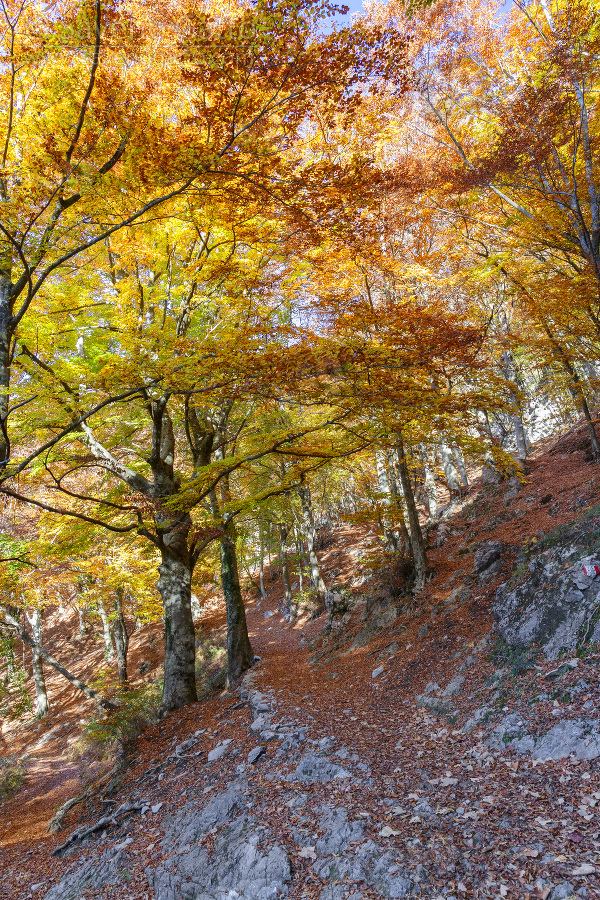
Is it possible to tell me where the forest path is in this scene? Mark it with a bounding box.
[2,426,600,898]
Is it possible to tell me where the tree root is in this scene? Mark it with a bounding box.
[47,765,120,834]
[51,801,144,857]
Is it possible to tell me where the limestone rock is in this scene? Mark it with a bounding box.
[248,746,266,764]
[415,695,458,724]
[494,546,600,658]
[208,739,232,762]
[43,846,131,900]
[291,753,351,783]
[474,541,503,582]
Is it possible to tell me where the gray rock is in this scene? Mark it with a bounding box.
[207,739,232,762]
[161,787,244,852]
[248,746,266,764]
[488,715,600,760]
[152,820,291,900]
[291,753,351,783]
[314,806,364,856]
[415,695,458,723]
[44,846,131,900]
[547,884,577,900]
[494,548,600,658]
[372,665,384,679]
[532,719,600,761]
[463,706,491,733]
[474,541,503,575]
[351,608,397,649]
[441,674,465,698]
[418,624,429,639]
[481,461,503,485]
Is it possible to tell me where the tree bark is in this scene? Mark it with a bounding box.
[419,445,438,519]
[440,442,462,501]
[279,523,293,617]
[298,483,327,596]
[26,608,49,718]
[2,607,116,709]
[452,445,469,489]
[376,452,401,552]
[501,351,529,463]
[77,605,88,639]
[219,525,254,685]
[0,269,12,469]
[258,535,267,600]
[396,432,428,591]
[113,588,129,687]
[158,548,197,712]
[98,602,115,662]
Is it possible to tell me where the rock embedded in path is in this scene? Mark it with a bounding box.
[43,845,131,899]
[372,665,384,679]
[248,746,266,764]
[207,738,232,762]
[291,753,351,784]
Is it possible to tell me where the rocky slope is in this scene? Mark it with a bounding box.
[1,424,599,900]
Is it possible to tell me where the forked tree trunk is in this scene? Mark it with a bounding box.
[501,351,529,464]
[220,526,254,685]
[396,432,428,591]
[26,609,49,718]
[298,483,327,596]
[158,549,197,712]
[1,608,116,710]
[452,446,469,489]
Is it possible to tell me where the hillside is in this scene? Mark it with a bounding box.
[0,423,598,900]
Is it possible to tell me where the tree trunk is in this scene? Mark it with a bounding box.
[98,602,115,662]
[386,450,412,553]
[113,588,129,688]
[294,525,305,594]
[1,607,117,710]
[279,523,293,617]
[0,270,12,468]
[298,483,327,596]
[396,432,428,591]
[440,442,462,501]
[220,525,254,685]
[376,452,401,552]
[77,605,88,639]
[452,445,469,489]
[419,444,438,520]
[501,351,529,463]
[26,609,49,718]
[158,548,197,713]
[258,536,267,600]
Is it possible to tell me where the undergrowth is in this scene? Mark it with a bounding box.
[196,635,228,696]
[75,681,163,760]
[0,755,26,803]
